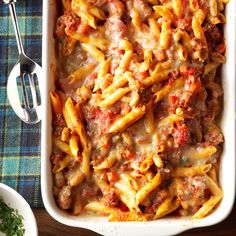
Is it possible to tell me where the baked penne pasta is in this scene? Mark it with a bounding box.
[50,0,227,221]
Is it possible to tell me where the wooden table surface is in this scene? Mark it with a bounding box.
[34,201,236,236]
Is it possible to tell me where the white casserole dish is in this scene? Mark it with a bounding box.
[41,1,236,235]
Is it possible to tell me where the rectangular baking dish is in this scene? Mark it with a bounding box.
[41,1,236,235]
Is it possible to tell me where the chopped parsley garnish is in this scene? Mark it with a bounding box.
[0,197,25,236]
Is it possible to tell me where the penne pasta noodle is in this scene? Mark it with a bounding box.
[154,198,181,219]
[67,64,96,85]
[65,28,108,50]
[116,51,133,74]
[109,107,146,134]
[94,152,117,170]
[172,0,182,18]
[208,166,218,183]
[192,195,222,219]
[94,174,110,194]
[64,98,87,149]
[113,74,129,88]
[192,11,207,46]
[173,164,212,177]
[50,92,62,115]
[192,146,217,158]
[153,154,163,168]
[206,175,223,198]
[81,43,105,62]
[69,135,80,158]
[142,69,173,87]
[62,105,75,132]
[61,127,70,142]
[154,79,185,104]
[115,179,140,213]
[99,88,131,108]
[144,102,155,134]
[136,172,162,205]
[131,9,142,31]
[120,39,133,52]
[81,147,91,178]
[160,21,171,50]
[157,114,184,128]
[130,91,140,107]
[148,17,160,38]
[53,136,72,156]
[93,58,111,92]
[52,155,73,174]
[85,201,116,215]
[204,62,220,75]
[67,166,85,187]
[89,7,106,20]
[153,5,174,19]
[139,156,154,173]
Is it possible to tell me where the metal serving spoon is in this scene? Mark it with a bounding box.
[4,0,42,124]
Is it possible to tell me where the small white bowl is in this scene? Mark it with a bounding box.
[0,183,38,236]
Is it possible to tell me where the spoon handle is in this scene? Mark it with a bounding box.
[4,0,25,55]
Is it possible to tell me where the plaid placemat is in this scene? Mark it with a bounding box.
[0,0,43,207]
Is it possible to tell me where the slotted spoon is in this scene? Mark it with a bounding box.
[4,0,42,124]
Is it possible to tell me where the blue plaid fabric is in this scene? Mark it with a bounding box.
[0,0,43,207]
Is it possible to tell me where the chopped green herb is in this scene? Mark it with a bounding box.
[0,197,25,236]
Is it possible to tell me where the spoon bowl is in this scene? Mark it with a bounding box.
[7,55,42,124]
